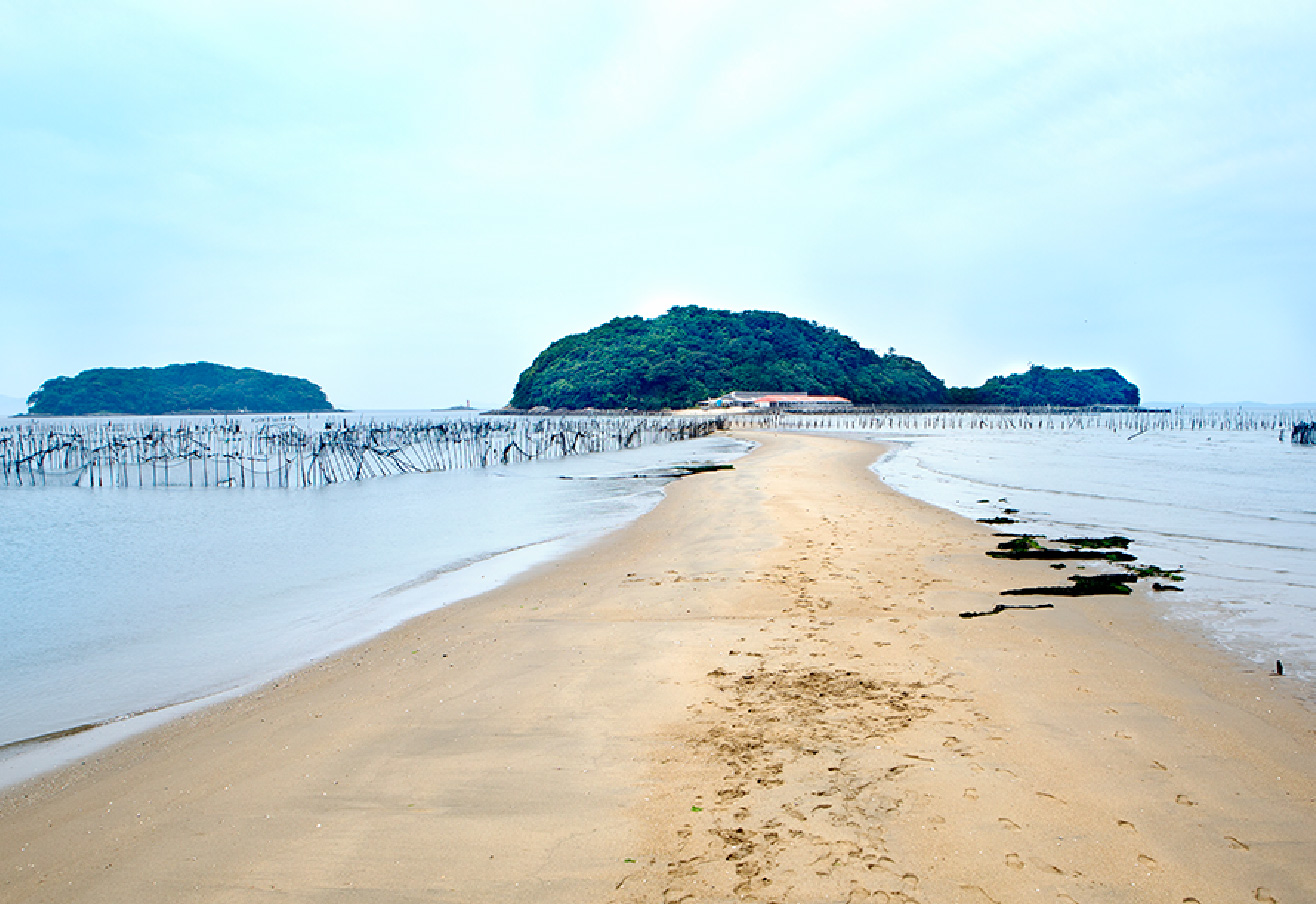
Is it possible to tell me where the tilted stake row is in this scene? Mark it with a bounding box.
[0,415,723,488]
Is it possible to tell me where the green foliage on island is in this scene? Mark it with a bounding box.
[509,306,948,410]
[26,362,334,416]
[948,365,1139,407]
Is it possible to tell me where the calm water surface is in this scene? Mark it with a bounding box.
[0,430,750,786]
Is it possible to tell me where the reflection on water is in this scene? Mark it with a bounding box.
[0,434,750,785]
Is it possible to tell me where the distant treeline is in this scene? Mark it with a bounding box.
[25,362,333,416]
[24,309,1142,416]
[511,306,1139,410]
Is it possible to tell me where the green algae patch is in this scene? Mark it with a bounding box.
[1127,564,1184,580]
[1057,536,1133,549]
[1001,572,1137,597]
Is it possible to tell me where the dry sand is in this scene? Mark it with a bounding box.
[2,432,1313,903]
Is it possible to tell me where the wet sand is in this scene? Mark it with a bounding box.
[2,432,1313,903]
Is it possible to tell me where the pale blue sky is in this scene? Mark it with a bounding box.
[2,1,1313,408]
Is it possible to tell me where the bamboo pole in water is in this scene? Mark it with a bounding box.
[8,408,1308,490]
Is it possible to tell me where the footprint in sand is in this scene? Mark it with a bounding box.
[1138,854,1159,869]
[998,817,1021,831]
[1226,835,1250,850]
[963,788,980,800]
[1175,794,1196,806]
[1117,819,1137,833]
[1254,889,1278,903]
[1005,852,1024,870]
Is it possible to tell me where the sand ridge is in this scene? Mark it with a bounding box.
[2,432,1313,903]
[605,435,1316,903]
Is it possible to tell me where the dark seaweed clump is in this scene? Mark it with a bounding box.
[987,535,1136,562]
[1126,564,1184,580]
[981,530,1187,608]
[1001,572,1136,597]
[675,463,735,475]
[994,536,1043,552]
[1056,535,1132,549]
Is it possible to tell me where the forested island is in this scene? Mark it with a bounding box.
[24,311,1141,416]
[949,365,1140,407]
[510,306,1140,410]
[25,362,334,416]
[511,306,947,410]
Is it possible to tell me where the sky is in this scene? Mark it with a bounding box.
[2,1,1314,409]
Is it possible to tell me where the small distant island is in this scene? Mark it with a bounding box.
[510,306,1140,410]
[25,362,334,416]
[949,365,1140,407]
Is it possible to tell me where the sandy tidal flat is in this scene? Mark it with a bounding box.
[2,433,1313,903]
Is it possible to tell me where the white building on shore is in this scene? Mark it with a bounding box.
[698,391,853,411]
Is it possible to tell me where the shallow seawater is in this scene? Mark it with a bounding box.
[855,427,1316,695]
[0,431,750,787]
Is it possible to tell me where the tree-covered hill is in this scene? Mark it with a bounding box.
[25,362,334,416]
[509,306,948,409]
[948,365,1140,407]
